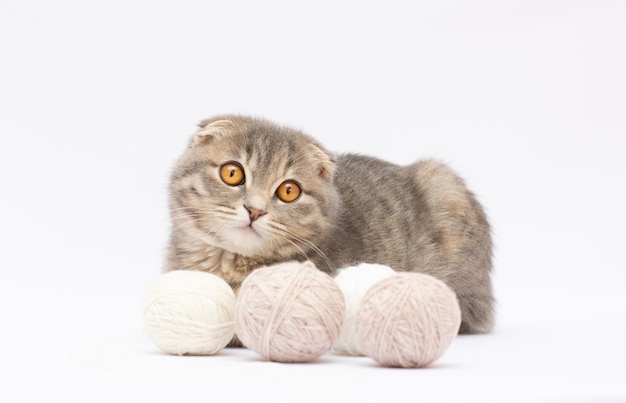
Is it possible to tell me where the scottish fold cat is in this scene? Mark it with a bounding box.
[166,115,494,334]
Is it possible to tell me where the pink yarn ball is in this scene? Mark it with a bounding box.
[355,272,461,368]
[235,261,345,363]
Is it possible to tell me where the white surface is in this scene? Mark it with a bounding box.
[1,1,625,402]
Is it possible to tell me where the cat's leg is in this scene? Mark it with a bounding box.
[454,275,495,334]
[409,160,495,334]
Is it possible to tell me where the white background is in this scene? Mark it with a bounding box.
[1,1,625,402]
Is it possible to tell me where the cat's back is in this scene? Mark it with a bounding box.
[334,153,405,191]
[323,153,432,270]
[333,153,417,229]
[328,154,491,274]
[334,153,472,217]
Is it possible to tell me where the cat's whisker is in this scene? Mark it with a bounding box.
[207,221,231,243]
[282,238,311,262]
[291,235,335,271]
[170,214,233,249]
[169,216,212,233]
[169,209,227,230]
[263,225,310,261]
[266,223,335,271]
[169,205,237,217]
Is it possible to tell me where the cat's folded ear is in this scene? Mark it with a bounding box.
[308,143,335,181]
[189,119,235,147]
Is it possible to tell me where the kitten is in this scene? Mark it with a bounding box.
[165,115,494,334]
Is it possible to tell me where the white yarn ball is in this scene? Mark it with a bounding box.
[143,270,236,356]
[332,263,396,356]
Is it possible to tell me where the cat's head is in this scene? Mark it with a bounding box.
[169,115,339,261]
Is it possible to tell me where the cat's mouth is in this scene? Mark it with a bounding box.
[232,222,266,243]
[240,224,261,236]
[223,223,268,257]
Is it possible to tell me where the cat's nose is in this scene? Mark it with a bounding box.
[245,206,267,222]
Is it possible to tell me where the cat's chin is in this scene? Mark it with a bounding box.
[222,225,270,258]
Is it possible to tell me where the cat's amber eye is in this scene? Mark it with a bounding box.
[276,180,301,203]
[220,162,245,186]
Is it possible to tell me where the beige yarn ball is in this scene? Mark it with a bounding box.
[355,272,461,368]
[235,261,345,363]
[143,270,236,356]
[332,263,396,356]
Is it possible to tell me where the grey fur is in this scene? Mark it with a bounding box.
[166,115,494,334]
